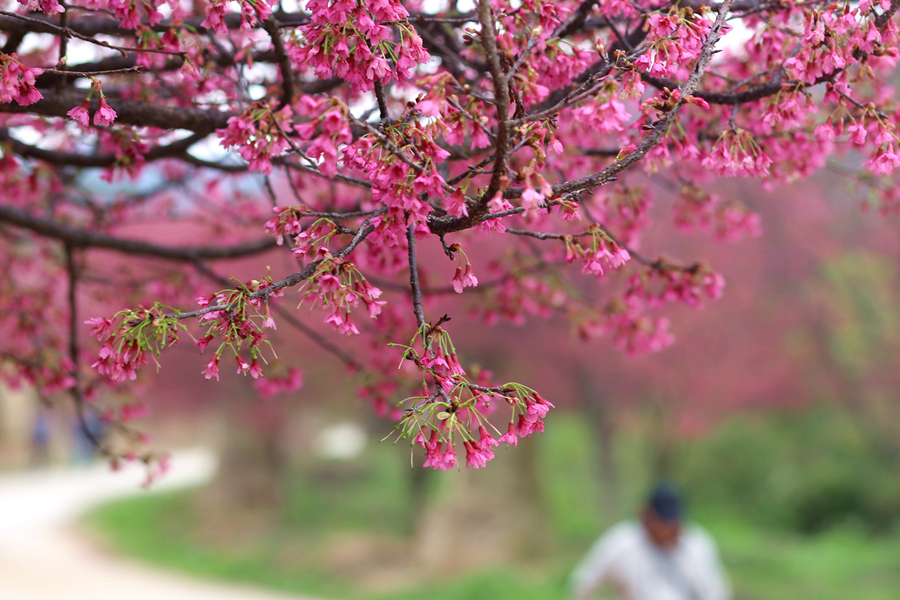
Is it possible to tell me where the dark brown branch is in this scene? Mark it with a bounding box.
[0,129,210,168]
[554,0,599,40]
[0,205,278,261]
[373,80,390,121]
[875,0,900,28]
[65,245,105,452]
[43,66,144,77]
[0,88,232,132]
[473,0,511,214]
[0,11,186,57]
[262,16,295,112]
[643,74,784,105]
[407,224,426,329]
[0,10,310,38]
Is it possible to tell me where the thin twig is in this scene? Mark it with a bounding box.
[164,208,385,321]
[407,224,426,329]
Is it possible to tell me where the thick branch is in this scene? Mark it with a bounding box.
[263,16,295,112]
[0,88,231,132]
[875,0,900,28]
[0,205,277,261]
[476,0,511,208]
[0,129,209,168]
[0,10,309,38]
[643,74,783,105]
[65,246,104,452]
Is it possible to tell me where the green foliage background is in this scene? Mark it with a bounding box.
[87,407,900,600]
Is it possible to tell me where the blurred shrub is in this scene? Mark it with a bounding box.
[674,407,900,535]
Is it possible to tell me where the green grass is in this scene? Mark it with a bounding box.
[85,411,900,600]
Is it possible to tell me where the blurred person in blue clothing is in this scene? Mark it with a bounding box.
[30,409,51,466]
[71,411,106,464]
[571,483,730,600]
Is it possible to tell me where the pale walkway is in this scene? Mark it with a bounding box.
[0,449,317,600]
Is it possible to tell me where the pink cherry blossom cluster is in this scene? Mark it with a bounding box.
[66,78,118,128]
[295,104,354,178]
[625,262,725,310]
[783,4,896,84]
[561,226,631,278]
[15,0,62,15]
[85,307,183,383]
[300,258,385,336]
[673,185,762,242]
[289,0,429,90]
[409,387,555,471]
[254,366,304,399]
[604,298,676,356]
[194,277,283,381]
[0,53,43,106]
[386,323,555,470]
[634,7,715,80]
[343,121,451,241]
[218,103,293,175]
[702,129,773,179]
[448,244,479,293]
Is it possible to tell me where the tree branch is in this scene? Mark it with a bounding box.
[262,16,295,112]
[65,245,105,453]
[0,205,278,261]
[407,224,426,329]
[165,209,385,320]
[545,0,735,198]
[0,88,231,132]
[476,0,511,208]
[0,129,210,168]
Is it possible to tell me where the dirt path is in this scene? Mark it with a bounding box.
[0,449,321,600]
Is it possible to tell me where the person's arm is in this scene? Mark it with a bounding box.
[570,526,626,600]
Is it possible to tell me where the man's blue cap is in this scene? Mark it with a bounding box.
[648,482,683,522]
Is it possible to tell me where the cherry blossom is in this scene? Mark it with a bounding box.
[1,0,900,473]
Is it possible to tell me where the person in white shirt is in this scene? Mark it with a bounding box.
[570,483,730,600]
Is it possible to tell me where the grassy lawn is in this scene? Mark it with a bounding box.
[84,412,900,600]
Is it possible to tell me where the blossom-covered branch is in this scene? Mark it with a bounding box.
[2,0,900,475]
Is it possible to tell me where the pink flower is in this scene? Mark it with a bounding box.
[195,335,215,352]
[451,263,478,294]
[67,99,91,126]
[93,97,117,127]
[203,356,220,381]
[516,413,545,437]
[84,317,112,339]
[464,441,494,469]
[477,425,500,450]
[249,359,263,379]
[525,399,550,422]
[521,187,544,212]
[437,447,457,470]
[498,422,518,447]
[865,144,900,176]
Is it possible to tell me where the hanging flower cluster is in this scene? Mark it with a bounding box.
[388,325,554,470]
